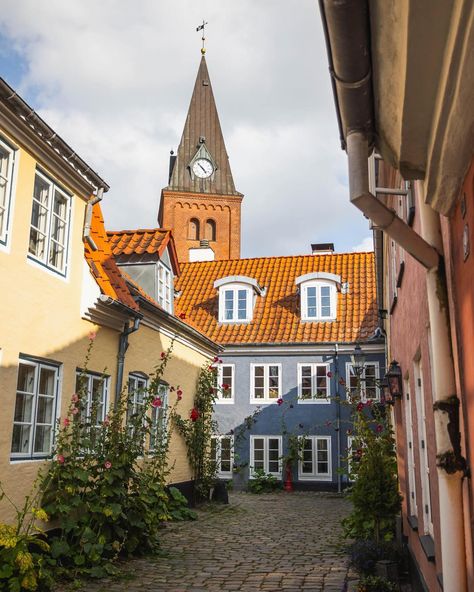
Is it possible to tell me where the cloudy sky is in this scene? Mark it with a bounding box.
[0,0,373,258]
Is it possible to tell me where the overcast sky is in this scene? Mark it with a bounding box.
[0,0,373,258]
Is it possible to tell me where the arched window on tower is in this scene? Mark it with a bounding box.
[188,218,200,240]
[205,219,216,241]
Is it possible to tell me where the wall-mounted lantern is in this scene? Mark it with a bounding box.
[385,360,403,402]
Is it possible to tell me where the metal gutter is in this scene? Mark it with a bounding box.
[0,77,110,193]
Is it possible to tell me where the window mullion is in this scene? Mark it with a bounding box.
[30,363,41,457]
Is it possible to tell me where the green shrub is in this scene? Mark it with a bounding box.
[248,469,281,494]
[357,574,398,592]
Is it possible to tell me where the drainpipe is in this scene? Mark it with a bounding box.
[335,343,342,493]
[116,317,141,406]
[83,188,104,251]
[416,194,467,592]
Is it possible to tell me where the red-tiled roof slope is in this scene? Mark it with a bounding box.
[84,204,139,311]
[175,252,377,345]
[107,228,180,275]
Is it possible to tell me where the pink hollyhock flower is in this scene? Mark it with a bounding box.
[376,424,383,433]
[356,449,363,457]
[213,356,219,363]
[277,398,283,406]
[177,389,183,397]
[327,371,333,378]
[71,393,79,403]
[104,460,112,469]
[152,397,162,408]
[366,399,373,407]
[71,407,79,415]
[103,416,110,426]
[88,331,97,341]
[177,393,183,401]
[190,408,199,422]
[56,454,65,464]
[356,402,364,412]
[63,418,70,427]
[219,359,223,364]
[179,312,186,319]
[222,383,230,391]
[160,352,166,359]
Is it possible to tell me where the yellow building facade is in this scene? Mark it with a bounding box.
[0,78,218,523]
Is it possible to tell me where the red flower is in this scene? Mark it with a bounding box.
[190,408,200,422]
[103,416,110,427]
[160,352,166,359]
[63,418,70,427]
[104,460,112,469]
[71,407,79,415]
[356,449,363,457]
[356,402,364,412]
[339,378,346,386]
[213,356,219,363]
[366,399,373,407]
[56,454,65,464]
[376,424,383,433]
[71,393,79,403]
[177,389,183,397]
[177,393,183,401]
[222,383,230,391]
[88,331,97,341]
[327,371,333,378]
[277,398,283,406]
[152,397,162,408]
[179,312,186,319]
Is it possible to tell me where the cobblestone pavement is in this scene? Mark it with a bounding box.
[78,491,351,592]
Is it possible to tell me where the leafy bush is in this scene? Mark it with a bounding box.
[349,540,401,575]
[247,469,281,494]
[357,574,398,592]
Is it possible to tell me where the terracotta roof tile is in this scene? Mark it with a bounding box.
[175,252,377,345]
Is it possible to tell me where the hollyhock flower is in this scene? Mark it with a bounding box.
[218,359,223,364]
[356,449,363,457]
[71,393,79,403]
[339,378,346,386]
[63,418,70,427]
[277,398,284,406]
[327,371,333,378]
[160,352,166,359]
[213,356,219,363]
[88,331,97,341]
[56,454,65,464]
[366,399,373,407]
[177,392,183,401]
[177,389,183,397]
[376,424,383,433]
[222,383,230,391]
[152,397,162,408]
[103,416,110,426]
[104,460,112,469]
[190,408,199,422]
[356,402,364,412]
[71,407,79,415]
[179,312,186,319]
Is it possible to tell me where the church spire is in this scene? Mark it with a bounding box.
[167,56,241,197]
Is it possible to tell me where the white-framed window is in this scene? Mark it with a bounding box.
[11,359,60,459]
[346,362,380,402]
[301,281,337,321]
[215,364,234,404]
[297,363,330,403]
[150,382,169,452]
[0,136,16,246]
[250,436,282,477]
[127,373,148,431]
[75,371,108,427]
[28,170,71,275]
[211,435,234,478]
[298,436,332,480]
[250,364,281,403]
[219,285,252,323]
[157,262,172,312]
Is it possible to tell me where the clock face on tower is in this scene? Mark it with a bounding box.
[192,158,214,179]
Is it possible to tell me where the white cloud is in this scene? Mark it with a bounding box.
[0,0,372,256]
[352,236,374,252]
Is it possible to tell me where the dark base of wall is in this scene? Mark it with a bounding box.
[231,480,346,493]
[406,543,431,592]
[167,480,196,506]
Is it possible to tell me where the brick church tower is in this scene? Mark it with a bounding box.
[158,56,243,263]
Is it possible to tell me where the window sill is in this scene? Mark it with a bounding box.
[214,399,235,405]
[298,399,330,405]
[298,475,332,481]
[419,534,436,563]
[407,515,418,531]
[250,399,280,405]
[10,456,51,464]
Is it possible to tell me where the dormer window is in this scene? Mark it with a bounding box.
[214,276,265,324]
[296,272,341,321]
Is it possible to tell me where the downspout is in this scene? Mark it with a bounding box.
[115,317,141,406]
[83,187,104,251]
[335,343,342,493]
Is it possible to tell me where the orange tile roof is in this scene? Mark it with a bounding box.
[107,228,180,275]
[174,252,378,345]
[84,204,139,312]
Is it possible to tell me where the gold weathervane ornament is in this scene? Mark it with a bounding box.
[196,20,208,54]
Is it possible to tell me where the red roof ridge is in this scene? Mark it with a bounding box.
[107,228,172,235]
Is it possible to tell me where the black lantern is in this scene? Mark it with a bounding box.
[380,377,394,405]
[386,360,403,400]
[350,344,366,377]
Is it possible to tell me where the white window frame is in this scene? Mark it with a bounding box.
[218,284,253,323]
[75,371,109,427]
[298,436,332,481]
[297,363,330,404]
[250,363,282,404]
[403,376,418,517]
[28,169,72,276]
[150,382,169,452]
[157,261,173,313]
[211,435,234,478]
[345,361,380,402]
[215,364,235,404]
[301,281,337,321]
[11,358,61,459]
[250,435,282,478]
[127,373,148,436]
[0,136,16,247]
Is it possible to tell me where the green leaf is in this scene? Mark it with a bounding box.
[74,554,86,566]
[50,539,70,558]
[0,565,13,578]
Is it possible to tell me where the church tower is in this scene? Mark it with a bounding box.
[158,56,243,263]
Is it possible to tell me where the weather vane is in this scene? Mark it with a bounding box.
[196,20,208,54]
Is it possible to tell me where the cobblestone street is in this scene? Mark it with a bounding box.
[83,491,351,592]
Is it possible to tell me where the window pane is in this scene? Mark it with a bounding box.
[253,366,265,398]
[17,364,35,393]
[302,439,313,473]
[36,396,54,424]
[224,290,234,320]
[364,364,378,399]
[220,437,232,472]
[14,393,33,422]
[237,289,247,320]
[11,425,31,454]
[34,425,52,454]
[268,366,279,398]
[301,366,312,399]
[39,367,56,397]
[221,366,233,398]
[317,439,329,474]
[306,286,317,317]
[320,286,332,317]
[315,366,328,399]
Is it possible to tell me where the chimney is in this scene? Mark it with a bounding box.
[311,242,335,255]
[189,239,215,262]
